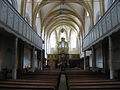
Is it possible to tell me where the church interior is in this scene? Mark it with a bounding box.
[0,0,120,90]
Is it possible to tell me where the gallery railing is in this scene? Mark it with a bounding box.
[0,0,43,50]
[83,0,120,51]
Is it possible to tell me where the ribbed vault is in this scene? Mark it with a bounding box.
[32,0,93,39]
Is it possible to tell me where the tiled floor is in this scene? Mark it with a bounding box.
[58,74,67,90]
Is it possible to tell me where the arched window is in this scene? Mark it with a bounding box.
[70,31,77,48]
[86,11,89,17]
[59,29,67,41]
[50,31,56,48]
[85,11,91,35]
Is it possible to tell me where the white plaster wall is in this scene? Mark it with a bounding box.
[104,0,109,12]
[32,51,38,69]
[26,1,32,26]
[42,27,45,40]
[17,0,21,13]
[45,37,48,58]
[69,31,79,54]
[79,36,83,56]
[77,38,80,54]
[89,54,93,67]
[104,0,115,12]
[23,47,31,68]
[47,40,51,54]
[96,45,103,68]
[94,0,100,24]
[36,17,41,36]
[8,0,19,11]
[85,14,90,35]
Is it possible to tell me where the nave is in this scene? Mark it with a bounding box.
[0,69,120,90]
[0,0,120,89]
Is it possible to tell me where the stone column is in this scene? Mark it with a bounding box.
[92,46,96,68]
[84,51,86,70]
[32,47,35,72]
[37,50,42,70]
[38,61,41,69]
[108,36,114,79]
[12,37,18,80]
[40,50,43,70]
[102,42,106,73]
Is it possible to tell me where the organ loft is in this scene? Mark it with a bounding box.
[58,37,69,68]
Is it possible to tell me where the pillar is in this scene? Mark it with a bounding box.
[37,50,42,70]
[92,46,96,68]
[12,37,18,80]
[32,47,35,72]
[108,36,114,79]
[102,42,106,73]
[38,60,41,69]
[40,50,43,70]
[84,51,86,70]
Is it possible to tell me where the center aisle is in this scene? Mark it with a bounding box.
[58,74,67,90]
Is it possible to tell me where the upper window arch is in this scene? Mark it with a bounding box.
[70,31,77,48]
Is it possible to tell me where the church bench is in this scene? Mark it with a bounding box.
[69,85,120,90]
[0,80,57,90]
[68,79,117,83]
[69,82,120,86]
[0,84,55,90]
[20,76,58,78]
[10,79,57,83]
[0,81,56,86]
[68,78,120,90]
[66,70,120,90]
[15,70,61,90]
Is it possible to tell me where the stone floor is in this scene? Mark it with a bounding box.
[58,74,67,90]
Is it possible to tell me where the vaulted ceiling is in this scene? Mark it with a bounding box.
[32,0,93,38]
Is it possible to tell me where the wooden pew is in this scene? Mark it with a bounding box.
[70,85,120,90]
[66,69,120,90]
[0,69,61,90]
[0,84,55,90]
